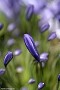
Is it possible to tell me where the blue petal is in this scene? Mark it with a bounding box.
[7,38,15,46]
[4,51,13,67]
[13,49,22,56]
[48,32,57,41]
[0,69,5,75]
[38,82,45,90]
[39,22,50,33]
[26,5,34,21]
[24,34,40,62]
[35,41,39,47]
[28,78,35,84]
[7,23,16,32]
[40,52,48,62]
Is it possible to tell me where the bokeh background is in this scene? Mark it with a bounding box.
[0,0,60,90]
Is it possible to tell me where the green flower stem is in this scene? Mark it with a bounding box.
[40,62,43,81]
[57,81,59,90]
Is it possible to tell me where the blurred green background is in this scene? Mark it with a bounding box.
[0,6,60,90]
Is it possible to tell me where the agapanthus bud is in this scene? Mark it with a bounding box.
[26,5,34,21]
[58,74,60,81]
[40,23,50,33]
[35,41,39,47]
[13,49,22,56]
[7,38,15,46]
[20,87,28,90]
[48,32,57,41]
[24,34,40,62]
[4,51,13,67]
[40,52,48,62]
[7,23,16,32]
[0,23,3,30]
[0,69,5,75]
[38,82,45,90]
[28,78,35,84]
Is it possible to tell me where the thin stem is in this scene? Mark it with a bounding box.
[40,62,43,81]
[57,81,59,90]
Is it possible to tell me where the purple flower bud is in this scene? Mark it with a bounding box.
[13,49,22,56]
[40,52,48,62]
[7,23,16,32]
[4,51,13,67]
[58,74,60,81]
[39,23,50,33]
[24,34,40,62]
[35,41,40,47]
[26,5,34,21]
[48,32,57,41]
[28,78,35,84]
[38,82,45,90]
[20,87,28,90]
[7,38,15,46]
[0,23,3,30]
[0,69,5,75]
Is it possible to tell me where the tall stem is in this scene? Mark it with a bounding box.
[57,81,59,90]
[40,62,43,81]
